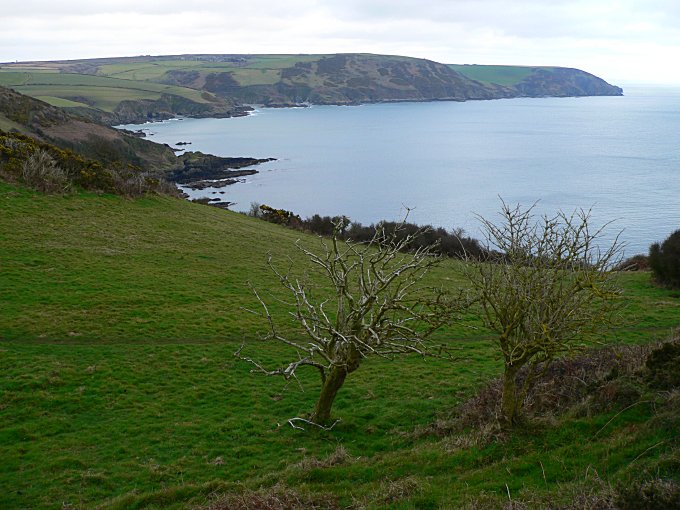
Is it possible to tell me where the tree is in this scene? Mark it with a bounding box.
[649,229,680,289]
[463,202,622,429]
[240,218,457,427]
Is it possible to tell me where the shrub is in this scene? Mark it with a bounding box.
[1,130,178,197]
[436,343,655,434]
[248,203,486,260]
[614,254,650,271]
[615,478,680,510]
[20,148,71,194]
[644,340,680,390]
[649,229,680,288]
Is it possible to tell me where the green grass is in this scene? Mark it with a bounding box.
[0,113,30,134]
[0,181,678,509]
[449,65,551,86]
[237,55,325,70]
[96,61,205,81]
[33,96,96,108]
[0,71,33,87]
[0,71,213,112]
[13,85,166,112]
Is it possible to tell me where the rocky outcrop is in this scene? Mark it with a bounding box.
[169,151,276,188]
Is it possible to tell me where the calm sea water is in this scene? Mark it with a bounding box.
[122,86,680,255]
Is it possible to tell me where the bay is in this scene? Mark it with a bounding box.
[122,86,680,255]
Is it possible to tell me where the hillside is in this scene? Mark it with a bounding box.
[0,85,177,171]
[0,63,249,124]
[0,54,622,122]
[450,64,624,97]
[0,86,278,190]
[0,181,678,508]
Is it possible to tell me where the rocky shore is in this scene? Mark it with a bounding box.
[169,151,276,190]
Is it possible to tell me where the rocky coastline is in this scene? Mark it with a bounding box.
[169,151,275,191]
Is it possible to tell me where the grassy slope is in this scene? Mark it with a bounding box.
[448,65,542,86]
[0,182,678,509]
[0,113,30,134]
[0,70,213,112]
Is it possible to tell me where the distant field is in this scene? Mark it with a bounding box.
[449,64,548,86]
[0,181,677,509]
[32,95,93,108]
[96,60,206,81]
[0,68,214,112]
[0,56,329,111]
[96,55,325,86]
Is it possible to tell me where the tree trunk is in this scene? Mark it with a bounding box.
[500,364,522,430]
[311,366,348,424]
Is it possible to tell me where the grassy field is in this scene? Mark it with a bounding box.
[1,181,678,509]
[93,55,326,87]
[0,55,327,93]
[449,65,551,86]
[0,69,214,112]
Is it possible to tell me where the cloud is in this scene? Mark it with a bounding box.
[1,0,679,83]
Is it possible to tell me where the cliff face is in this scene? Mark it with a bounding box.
[193,54,516,105]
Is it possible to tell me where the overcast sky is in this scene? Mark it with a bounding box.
[2,0,680,84]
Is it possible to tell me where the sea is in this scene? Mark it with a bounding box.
[119,86,680,256]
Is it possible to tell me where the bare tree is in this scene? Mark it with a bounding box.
[463,201,622,429]
[240,218,458,426]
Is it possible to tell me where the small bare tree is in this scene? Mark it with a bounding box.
[240,218,458,426]
[464,201,622,429]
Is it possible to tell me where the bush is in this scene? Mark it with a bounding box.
[614,254,649,272]
[644,340,680,390]
[247,203,486,260]
[649,229,680,288]
[432,343,655,434]
[615,478,680,510]
[20,148,71,194]
[1,130,178,197]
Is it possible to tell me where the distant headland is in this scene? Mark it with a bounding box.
[0,53,622,125]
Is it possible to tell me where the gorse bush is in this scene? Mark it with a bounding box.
[649,229,680,289]
[0,130,178,197]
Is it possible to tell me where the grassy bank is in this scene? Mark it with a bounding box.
[1,182,678,508]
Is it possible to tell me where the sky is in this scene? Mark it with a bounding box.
[2,0,680,85]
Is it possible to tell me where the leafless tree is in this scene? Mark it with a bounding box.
[463,201,623,429]
[239,217,459,426]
